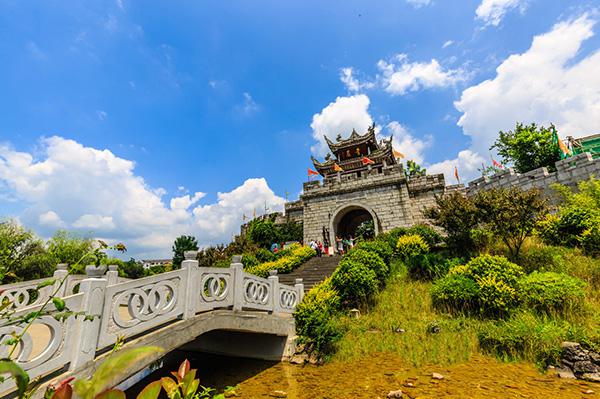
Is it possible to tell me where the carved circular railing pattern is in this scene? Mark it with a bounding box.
[112,279,178,328]
[200,274,229,302]
[0,288,47,310]
[279,290,298,309]
[243,279,270,305]
[0,316,63,370]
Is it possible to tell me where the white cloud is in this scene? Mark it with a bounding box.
[455,14,600,156]
[38,211,66,229]
[239,92,260,115]
[340,67,375,93]
[0,137,284,258]
[96,110,108,121]
[427,150,486,183]
[476,0,527,27]
[442,40,454,49]
[310,94,374,156]
[73,214,115,230]
[384,122,432,165]
[405,0,432,8]
[377,54,465,96]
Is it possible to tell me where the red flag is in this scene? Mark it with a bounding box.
[307,168,319,176]
[362,156,375,165]
[333,163,344,172]
[492,159,504,169]
[454,165,460,182]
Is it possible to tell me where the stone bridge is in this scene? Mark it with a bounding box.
[0,253,303,397]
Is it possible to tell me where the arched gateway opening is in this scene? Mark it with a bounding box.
[330,204,379,246]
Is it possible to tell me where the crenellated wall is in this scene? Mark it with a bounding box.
[465,152,600,198]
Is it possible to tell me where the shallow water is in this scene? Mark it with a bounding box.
[128,351,597,398]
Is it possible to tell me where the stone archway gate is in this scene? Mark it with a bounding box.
[0,254,304,397]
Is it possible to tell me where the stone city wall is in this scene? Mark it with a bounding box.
[465,152,600,198]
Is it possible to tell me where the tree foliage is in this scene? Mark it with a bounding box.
[247,219,280,249]
[404,160,427,178]
[172,235,199,268]
[490,122,560,173]
[0,220,45,283]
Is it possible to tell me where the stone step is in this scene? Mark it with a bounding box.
[277,255,341,292]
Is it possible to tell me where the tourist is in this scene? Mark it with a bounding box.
[349,235,355,249]
[336,235,344,255]
[309,239,318,254]
[317,240,324,257]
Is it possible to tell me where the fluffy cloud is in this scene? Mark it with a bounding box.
[310,94,374,155]
[377,54,465,96]
[427,150,486,183]
[339,67,375,93]
[0,137,284,258]
[455,14,600,156]
[385,122,432,165]
[476,0,526,26]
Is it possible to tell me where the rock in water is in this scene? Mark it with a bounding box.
[556,367,576,379]
[269,390,287,398]
[387,390,403,398]
[432,372,444,380]
[582,373,600,383]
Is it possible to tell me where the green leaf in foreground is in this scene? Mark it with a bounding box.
[0,359,30,397]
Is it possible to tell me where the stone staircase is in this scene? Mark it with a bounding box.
[278,255,340,292]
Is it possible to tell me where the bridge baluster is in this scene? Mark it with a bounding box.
[231,255,245,312]
[268,270,279,313]
[182,250,199,319]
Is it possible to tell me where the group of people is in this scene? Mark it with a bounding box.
[308,235,355,256]
[335,235,354,255]
[308,239,325,257]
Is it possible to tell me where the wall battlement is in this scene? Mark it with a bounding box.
[466,152,600,197]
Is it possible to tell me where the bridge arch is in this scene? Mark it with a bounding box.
[329,202,380,247]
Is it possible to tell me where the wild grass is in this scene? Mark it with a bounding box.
[331,261,482,367]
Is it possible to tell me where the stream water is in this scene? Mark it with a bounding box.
[127,351,597,398]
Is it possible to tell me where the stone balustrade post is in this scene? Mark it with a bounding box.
[106,265,119,286]
[182,251,199,319]
[52,263,69,297]
[268,270,279,313]
[295,278,304,303]
[231,255,244,312]
[69,265,108,370]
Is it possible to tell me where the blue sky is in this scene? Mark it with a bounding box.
[1,0,600,258]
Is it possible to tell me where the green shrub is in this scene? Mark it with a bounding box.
[431,274,479,314]
[518,272,585,314]
[343,248,388,285]
[406,253,460,281]
[557,207,594,247]
[458,254,524,287]
[516,244,566,274]
[406,224,441,247]
[352,240,393,265]
[255,248,275,263]
[580,218,600,257]
[294,278,343,355]
[246,244,315,277]
[396,234,429,261]
[241,253,259,268]
[477,312,596,368]
[376,227,408,250]
[476,275,519,316]
[331,258,379,307]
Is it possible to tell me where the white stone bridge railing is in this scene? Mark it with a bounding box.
[0,253,304,395]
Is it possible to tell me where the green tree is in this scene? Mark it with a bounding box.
[490,122,561,173]
[247,219,280,249]
[172,235,199,268]
[423,192,479,254]
[474,188,548,259]
[0,220,45,283]
[47,230,96,273]
[118,258,146,279]
[278,221,303,242]
[404,160,427,178]
[355,220,375,241]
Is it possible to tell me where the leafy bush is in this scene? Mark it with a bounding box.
[375,227,408,251]
[241,253,259,268]
[431,274,480,314]
[518,272,585,314]
[476,275,519,316]
[355,220,375,241]
[580,218,600,257]
[245,244,315,277]
[331,257,379,307]
[294,278,343,355]
[458,254,524,287]
[343,248,388,286]
[516,244,566,274]
[247,218,280,249]
[555,207,595,247]
[406,253,460,281]
[396,234,429,261]
[406,224,441,247]
[352,240,393,266]
[255,248,275,263]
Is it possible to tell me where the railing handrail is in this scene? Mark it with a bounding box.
[0,253,303,396]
